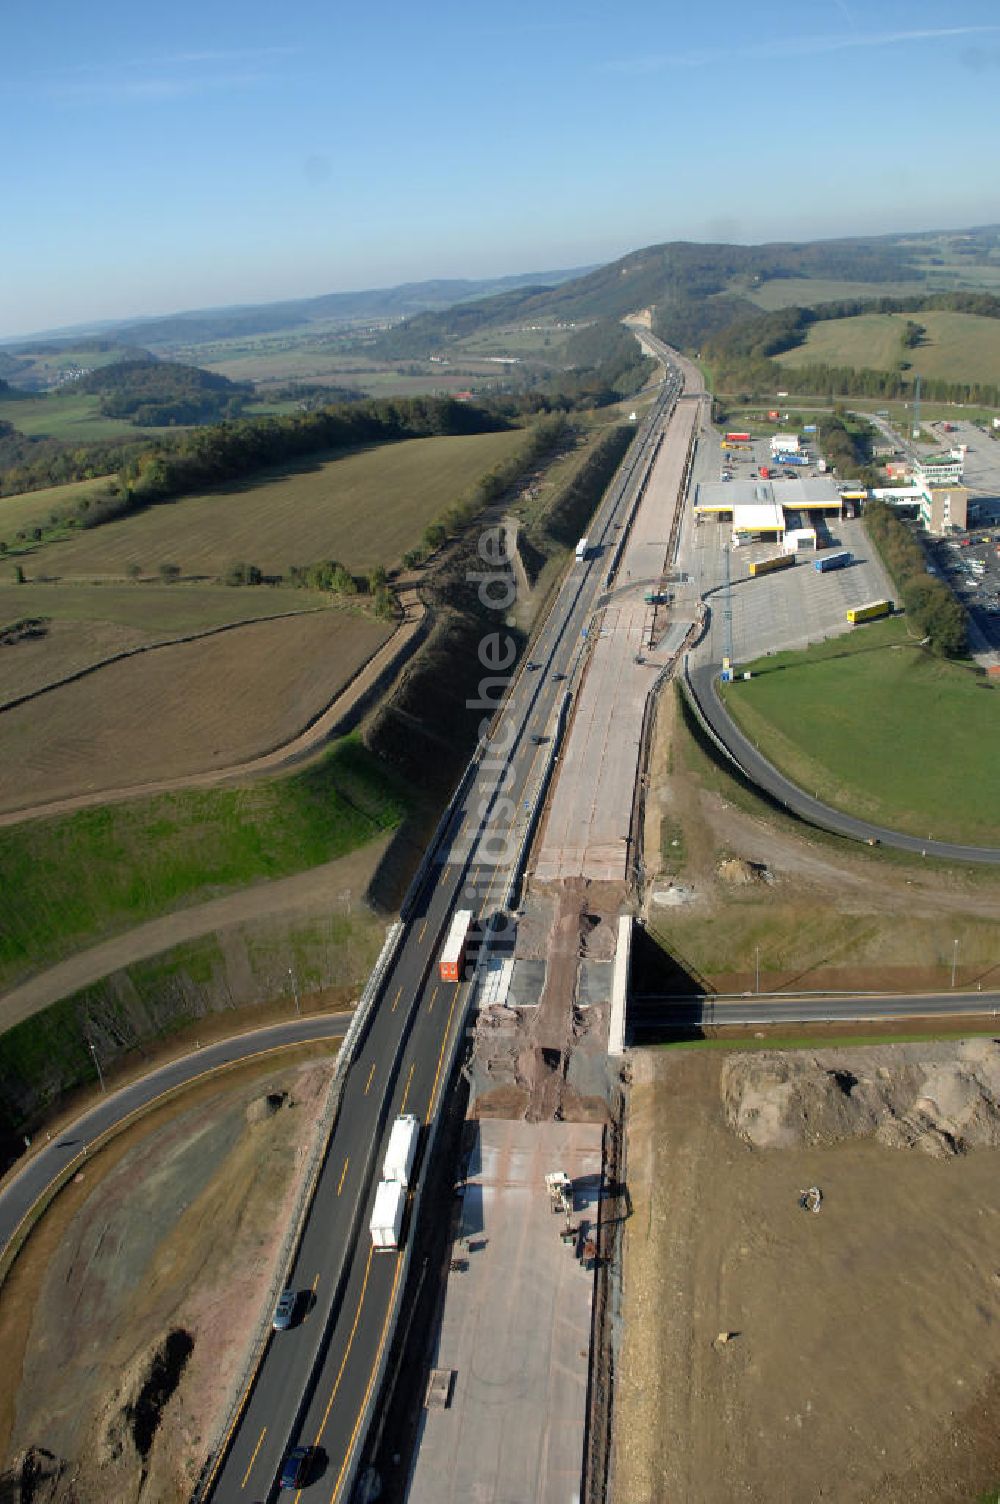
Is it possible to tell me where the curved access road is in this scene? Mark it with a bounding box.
[0,1012,351,1257]
[685,661,1000,866]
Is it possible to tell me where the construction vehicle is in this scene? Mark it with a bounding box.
[545,1170,573,1216]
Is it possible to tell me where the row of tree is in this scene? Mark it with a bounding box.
[864,500,967,656]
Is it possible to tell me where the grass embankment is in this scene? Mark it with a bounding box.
[776,309,1000,386]
[718,617,998,844]
[0,907,386,1150]
[7,427,529,579]
[0,735,406,990]
[0,475,118,540]
[638,684,1000,998]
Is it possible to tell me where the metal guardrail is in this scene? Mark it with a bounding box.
[502,690,571,913]
[193,927,405,1502]
[343,899,502,1500]
[204,383,679,1499]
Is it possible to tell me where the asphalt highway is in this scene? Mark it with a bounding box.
[632,990,1000,1029]
[686,660,1000,865]
[202,374,685,1502]
[0,1014,352,1256]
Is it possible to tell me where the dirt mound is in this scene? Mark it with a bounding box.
[94,1327,194,1485]
[0,1447,66,1504]
[722,1039,1000,1156]
[245,1089,288,1124]
[716,857,769,886]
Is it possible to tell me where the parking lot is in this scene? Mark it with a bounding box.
[931,528,1000,652]
[688,517,895,663]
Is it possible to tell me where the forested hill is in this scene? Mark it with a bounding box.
[369,235,923,357]
[76,360,252,426]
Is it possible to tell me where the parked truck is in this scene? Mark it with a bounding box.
[370,1178,407,1251]
[759,465,771,479]
[383,1114,420,1188]
[725,431,751,443]
[575,537,589,561]
[814,551,852,573]
[847,599,892,624]
[773,452,809,466]
[748,553,796,578]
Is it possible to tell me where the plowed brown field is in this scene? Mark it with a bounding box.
[0,608,390,812]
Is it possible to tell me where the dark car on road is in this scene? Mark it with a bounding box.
[279,1445,314,1489]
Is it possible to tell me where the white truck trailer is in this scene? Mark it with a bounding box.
[370,1178,406,1251]
[575,537,589,561]
[383,1114,420,1189]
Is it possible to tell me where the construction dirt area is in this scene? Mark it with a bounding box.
[406,1119,603,1504]
[0,1046,337,1504]
[618,1042,1000,1504]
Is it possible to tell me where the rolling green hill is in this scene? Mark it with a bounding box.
[776,309,1000,387]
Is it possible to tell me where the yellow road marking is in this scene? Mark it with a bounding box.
[426,980,463,1122]
[418,920,428,944]
[329,1252,405,1502]
[391,985,403,1013]
[337,1157,349,1196]
[241,1426,266,1489]
[427,984,439,1014]
[311,1245,375,1447]
[364,1061,376,1095]
[400,1062,416,1114]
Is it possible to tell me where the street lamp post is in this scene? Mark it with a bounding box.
[289,967,301,1016]
[951,938,959,990]
[89,1039,106,1095]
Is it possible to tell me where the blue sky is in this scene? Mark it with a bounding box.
[4,0,1000,338]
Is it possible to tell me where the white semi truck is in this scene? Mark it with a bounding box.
[575,537,589,561]
[382,1114,420,1189]
[370,1178,406,1252]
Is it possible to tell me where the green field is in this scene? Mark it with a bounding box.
[0,475,118,538]
[12,428,528,579]
[776,310,1000,386]
[0,392,153,442]
[454,323,576,360]
[0,735,406,990]
[719,618,999,845]
[742,278,930,311]
[0,580,333,634]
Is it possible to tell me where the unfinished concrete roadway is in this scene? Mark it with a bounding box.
[533,393,702,883]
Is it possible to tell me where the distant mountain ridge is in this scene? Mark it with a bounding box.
[0,267,594,351]
[370,223,1000,358]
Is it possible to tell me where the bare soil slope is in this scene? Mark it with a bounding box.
[0,1052,334,1504]
[617,1045,1000,1503]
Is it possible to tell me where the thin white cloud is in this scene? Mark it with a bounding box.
[22,45,296,105]
[47,71,272,104]
[129,46,298,66]
[610,24,1000,73]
